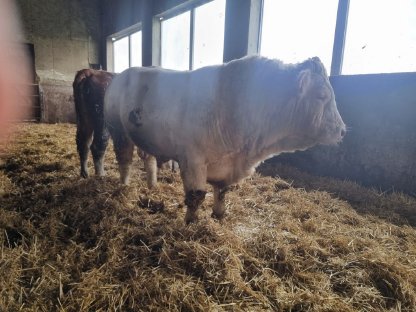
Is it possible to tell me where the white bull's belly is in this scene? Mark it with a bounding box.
[206,154,257,187]
[124,123,178,160]
[126,113,255,187]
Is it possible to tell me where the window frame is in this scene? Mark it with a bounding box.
[155,0,225,70]
[107,23,142,73]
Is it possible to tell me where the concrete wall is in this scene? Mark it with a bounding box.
[266,73,416,194]
[16,0,102,123]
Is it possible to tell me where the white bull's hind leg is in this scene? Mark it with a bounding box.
[137,150,158,189]
[180,158,207,224]
[144,154,157,189]
[112,132,134,185]
[212,185,229,220]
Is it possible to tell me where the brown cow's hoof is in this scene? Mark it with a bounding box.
[81,171,89,178]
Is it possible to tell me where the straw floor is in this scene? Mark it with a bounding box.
[1,123,415,311]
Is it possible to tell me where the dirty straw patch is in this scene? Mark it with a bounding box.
[0,123,415,312]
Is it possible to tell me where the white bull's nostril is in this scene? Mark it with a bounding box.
[341,128,346,138]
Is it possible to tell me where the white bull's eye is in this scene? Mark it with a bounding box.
[317,93,328,101]
[317,85,331,101]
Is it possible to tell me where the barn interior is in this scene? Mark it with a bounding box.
[1,0,416,311]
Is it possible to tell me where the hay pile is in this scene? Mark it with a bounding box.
[1,123,416,311]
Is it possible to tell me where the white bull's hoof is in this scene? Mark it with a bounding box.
[184,190,206,224]
[185,209,199,224]
[211,211,226,220]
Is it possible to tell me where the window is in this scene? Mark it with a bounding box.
[343,0,416,74]
[113,30,142,73]
[113,36,129,73]
[160,0,226,70]
[260,0,338,72]
[130,31,142,67]
[161,11,191,70]
[193,0,226,69]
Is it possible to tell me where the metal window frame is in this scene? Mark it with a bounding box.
[189,9,195,70]
[109,23,142,72]
[248,0,263,55]
[331,0,350,76]
[156,0,222,70]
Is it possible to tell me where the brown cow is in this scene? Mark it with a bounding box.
[73,69,115,178]
[73,68,174,183]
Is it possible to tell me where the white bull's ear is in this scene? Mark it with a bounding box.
[297,69,312,97]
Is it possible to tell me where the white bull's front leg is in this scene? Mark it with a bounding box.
[212,185,229,220]
[179,156,208,224]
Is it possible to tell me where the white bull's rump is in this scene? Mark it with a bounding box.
[104,56,346,223]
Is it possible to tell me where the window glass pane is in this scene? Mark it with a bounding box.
[260,0,338,72]
[161,11,190,70]
[343,0,416,74]
[193,0,226,69]
[113,36,129,73]
[130,31,142,67]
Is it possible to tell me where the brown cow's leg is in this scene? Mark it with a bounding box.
[76,125,93,178]
[112,132,134,185]
[90,127,110,177]
[211,186,229,220]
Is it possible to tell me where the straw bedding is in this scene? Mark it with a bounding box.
[1,123,415,311]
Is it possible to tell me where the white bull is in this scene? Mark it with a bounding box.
[104,56,346,223]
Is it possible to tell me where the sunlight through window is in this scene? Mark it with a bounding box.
[113,30,142,73]
[130,31,142,67]
[193,0,226,69]
[260,0,338,72]
[161,11,191,70]
[343,0,416,74]
[113,36,129,73]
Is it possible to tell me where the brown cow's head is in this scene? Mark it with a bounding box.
[293,57,346,145]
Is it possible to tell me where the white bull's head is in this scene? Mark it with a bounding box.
[292,57,346,146]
